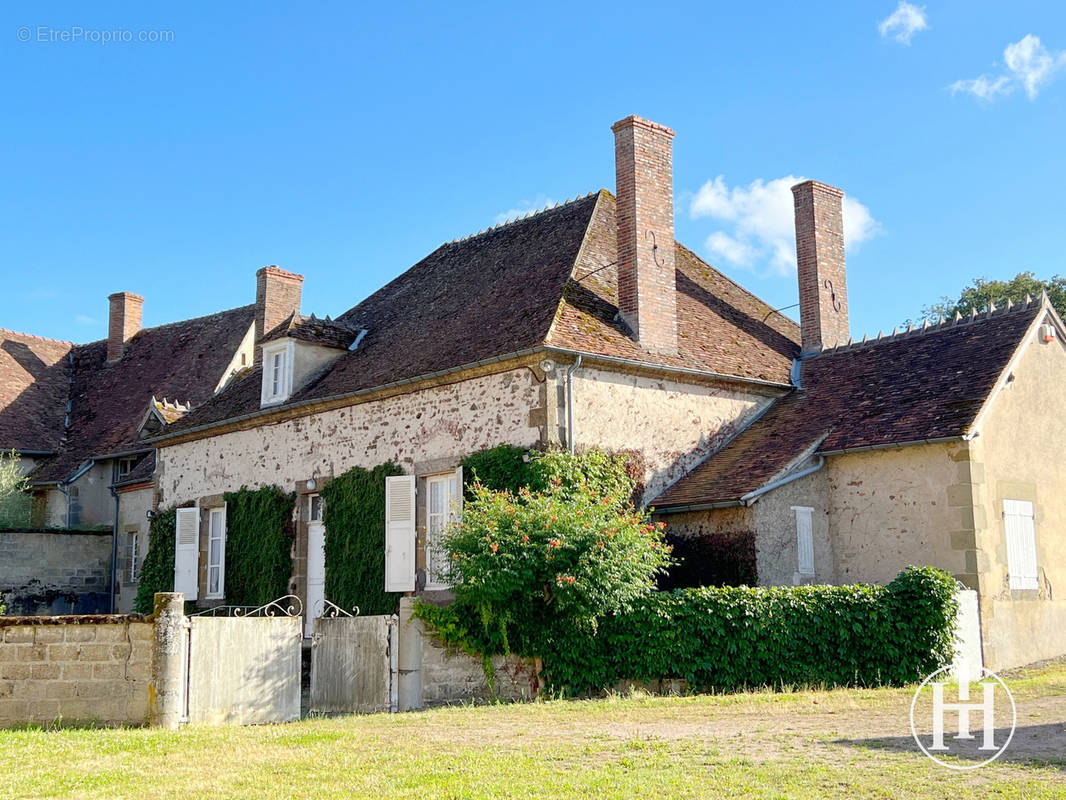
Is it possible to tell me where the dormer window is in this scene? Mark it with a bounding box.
[261,340,294,406]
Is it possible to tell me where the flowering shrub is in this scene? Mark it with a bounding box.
[436,455,671,656]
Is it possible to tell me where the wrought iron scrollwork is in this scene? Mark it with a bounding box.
[321,600,359,618]
[644,230,666,267]
[824,278,842,312]
[191,594,304,618]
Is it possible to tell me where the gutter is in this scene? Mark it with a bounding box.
[817,436,963,457]
[108,486,120,614]
[740,455,825,507]
[653,499,743,515]
[147,345,793,447]
[565,355,582,455]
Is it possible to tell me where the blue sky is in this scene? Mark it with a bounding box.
[2,1,1064,343]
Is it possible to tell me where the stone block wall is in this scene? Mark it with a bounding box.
[0,531,112,615]
[0,617,153,727]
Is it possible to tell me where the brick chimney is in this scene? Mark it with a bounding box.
[792,180,849,354]
[107,292,144,362]
[612,115,677,355]
[255,266,304,363]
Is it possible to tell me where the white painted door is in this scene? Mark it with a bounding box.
[306,494,326,637]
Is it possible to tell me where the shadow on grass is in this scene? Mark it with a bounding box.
[836,722,1066,771]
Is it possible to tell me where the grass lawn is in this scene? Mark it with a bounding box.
[3,661,1065,799]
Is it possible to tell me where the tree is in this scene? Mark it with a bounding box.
[0,450,31,529]
[908,272,1066,326]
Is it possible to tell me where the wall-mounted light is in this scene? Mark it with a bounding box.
[145,509,156,521]
[539,358,556,375]
[306,478,317,491]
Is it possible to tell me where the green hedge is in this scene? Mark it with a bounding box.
[420,566,959,694]
[321,462,405,615]
[223,486,296,606]
[134,507,176,614]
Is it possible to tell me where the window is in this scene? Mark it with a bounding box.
[126,530,140,583]
[791,506,815,577]
[261,341,294,406]
[425,470,461,589]
[117,456,138,479]
[309,494,324,522]
[207,506,226,599]
[1003,499,1038,590]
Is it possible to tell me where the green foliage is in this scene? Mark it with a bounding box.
[321,462,405,616]
[0,450,31,530]
[134,508,176,614]
[429,450,671,658]
[223,486,296,607]
[462,445,635,508]
[908,271,1066,326]
[420,566,959,694]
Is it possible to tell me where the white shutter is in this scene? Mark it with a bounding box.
[793,506,815,576]
[453,465,463,519]
[1004,499,1038,590]
[384,475,416,592]
[174,507,200,600]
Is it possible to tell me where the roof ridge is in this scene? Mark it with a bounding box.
[75,303,256,349]
[443,191,599,247]
[0,327,73,346]
[820,294,1042,356]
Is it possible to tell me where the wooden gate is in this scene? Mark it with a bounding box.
[310,606,398,715]
[185,597,303,725]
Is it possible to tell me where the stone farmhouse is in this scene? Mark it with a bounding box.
[2,116,1064,671]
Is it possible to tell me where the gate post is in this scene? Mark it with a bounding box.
[397,597,423,711]
[149,592,187,728]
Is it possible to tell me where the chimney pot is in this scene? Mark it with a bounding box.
[612,115,678,355]
[792,180,849,353]
[107,291,144,362]
[255,265,304,364]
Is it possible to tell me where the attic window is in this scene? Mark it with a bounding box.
[117,456,138,478]
[261,340,294,406]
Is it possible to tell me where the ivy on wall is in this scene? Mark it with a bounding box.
[223,486,296,607]
[321,462,405,616]
[133,507,176,614]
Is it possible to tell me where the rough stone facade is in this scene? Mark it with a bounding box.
[751,466,833,586]
[0,618,152,727]
[792,181,848,353]
[0,531,112,615]
[612,115,677,354]
[114,485,153,613]
[571,366,773,504]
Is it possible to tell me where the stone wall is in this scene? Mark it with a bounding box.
[0,617,152,727]
[970,323,1066,670]
[572,366,774,504]
[751,465,832,586]
[0,531,112,615]
[157,366,543,507]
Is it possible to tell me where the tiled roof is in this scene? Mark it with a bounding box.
[30,306,253,483]
[262,312,361,349]
[0,329,73,453]
[161,192,800,439]
[653,302,1046,508]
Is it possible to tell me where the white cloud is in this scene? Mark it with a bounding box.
[689,176,879,276]
[951,34,1066,101]
[494,194,556,225]
[878,2,928,45]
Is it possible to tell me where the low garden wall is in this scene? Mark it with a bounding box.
[0,530,112,615]
[0,615,153,727]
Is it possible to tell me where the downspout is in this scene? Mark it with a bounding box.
[565,355,582,454]
[740,455,825,507]
[57,459,97,528]
[109,486,120,613]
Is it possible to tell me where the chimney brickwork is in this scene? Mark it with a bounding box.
[612,115,678,355]
[792,180,849,354]
[107,292,144,362]
[254,266,304,363]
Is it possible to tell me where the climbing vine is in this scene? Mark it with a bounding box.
[223,486,296,606]
[321,462,405,615]
[133,507,176,614]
